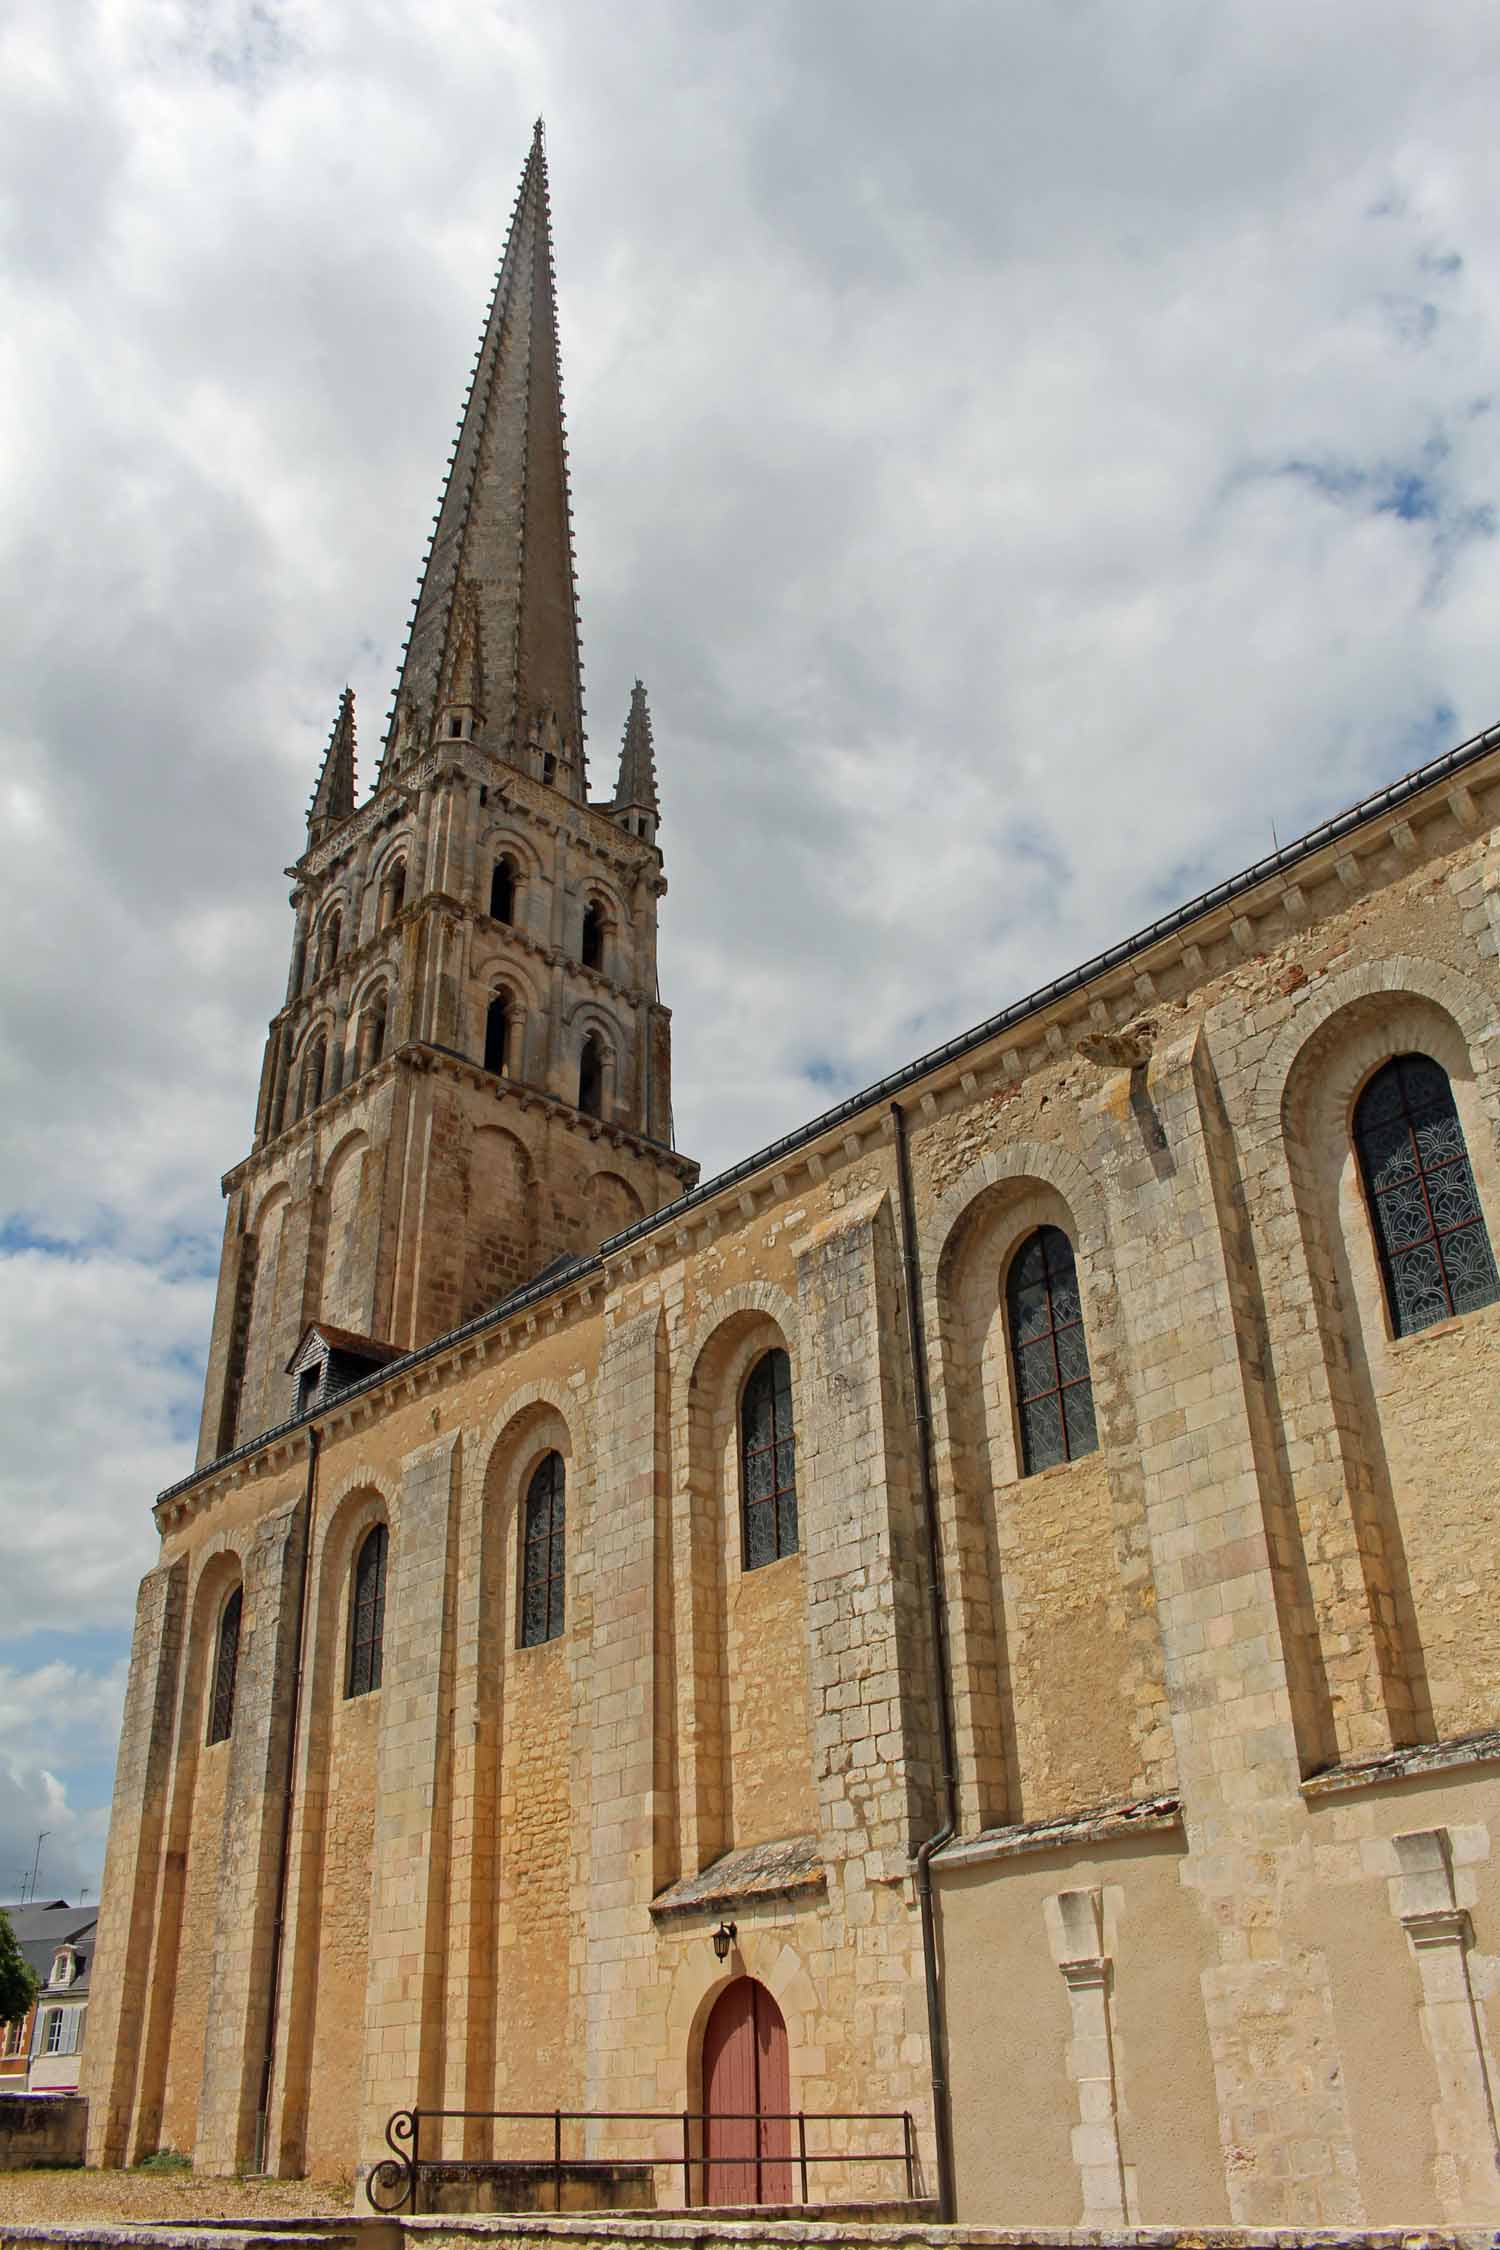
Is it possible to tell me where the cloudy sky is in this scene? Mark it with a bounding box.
[4,0,1500,1895]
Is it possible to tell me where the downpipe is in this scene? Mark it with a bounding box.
[890,1101,959,2224]
[253,1423,319,2175]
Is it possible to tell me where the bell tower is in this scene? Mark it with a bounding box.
[196,123,698,1466]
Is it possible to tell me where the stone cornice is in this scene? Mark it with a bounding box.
[289,738,660,895]
[224,1033,695,1198]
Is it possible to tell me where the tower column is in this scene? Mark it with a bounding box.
[327,990,353,1099]
[547,826,570,1098]
[285,894,311,1005]
[351,830,376,947]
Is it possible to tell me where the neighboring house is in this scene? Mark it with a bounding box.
[0,1902,96,2095]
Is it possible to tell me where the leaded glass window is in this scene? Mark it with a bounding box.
[1353,1052,1500,1338]
[741,1348,798,1568]
[1006,1225,1098,1476]
[347,1523,387,1698]
[207,1585,242,1745]
[521,1452,566,1646]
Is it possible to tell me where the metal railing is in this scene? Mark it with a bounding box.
[366,2104,919,2216]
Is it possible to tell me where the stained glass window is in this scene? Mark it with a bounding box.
[521,1452,566,1647]
[741,1348,798,1568]
[347,1523,387,1698]
[1353,1052,1500,1338]
[1006,1225,1098,1476]
[207,1585,242,1745]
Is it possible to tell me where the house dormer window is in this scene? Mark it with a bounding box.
[51,1948,75,1989]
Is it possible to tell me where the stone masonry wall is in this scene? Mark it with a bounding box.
[158,1738,228,2155]
[724,1554,817,1849]
[88,747,1500,2224]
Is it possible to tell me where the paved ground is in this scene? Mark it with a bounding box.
[0,2166,356,2225]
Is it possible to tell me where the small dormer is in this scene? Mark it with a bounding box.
[50,1945,78,1989]
[286,1323,404,1416]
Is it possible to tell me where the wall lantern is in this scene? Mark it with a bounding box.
[711,1921,737,1963]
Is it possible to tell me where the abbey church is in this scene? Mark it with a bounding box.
[83,125,1500,2227]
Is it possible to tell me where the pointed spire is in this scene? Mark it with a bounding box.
[308,687,356,839]
[613,679,659,824]
[380,121,587,795]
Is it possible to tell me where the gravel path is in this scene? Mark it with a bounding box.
[0,2166,356,2226]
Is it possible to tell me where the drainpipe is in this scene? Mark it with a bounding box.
[889,1101,959,2223]
[254,1424,319,2174]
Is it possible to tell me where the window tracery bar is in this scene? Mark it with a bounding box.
[521,1451,566,1646]
[1354,1052,1500,1337]
[207,1585,242,1745]
[348,1523,388,1697]
[741,1348,798,1567]
[1006,1224,1098,1476]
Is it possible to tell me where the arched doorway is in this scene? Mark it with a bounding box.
[701,1976,791,2206]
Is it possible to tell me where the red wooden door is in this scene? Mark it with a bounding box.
[701,1977,792,2205]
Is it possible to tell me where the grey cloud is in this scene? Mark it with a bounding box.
[5,0,1500,1828]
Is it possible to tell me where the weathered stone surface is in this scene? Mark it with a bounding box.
[78,125,1500,2241]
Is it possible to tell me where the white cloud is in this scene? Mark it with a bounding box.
[0,1252,211,1635]
[4,0,1500,1839]
[0,1759,111,1906]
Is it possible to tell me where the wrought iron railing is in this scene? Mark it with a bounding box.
[367,2104,919,2216]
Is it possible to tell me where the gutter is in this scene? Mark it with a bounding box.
[253,1424,318,2174]
[890,1100,959,2223]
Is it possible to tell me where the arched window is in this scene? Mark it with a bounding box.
[520,1452,566,1647]
[1353,1052,1500,1337]
[361,988,388,1073]
[490,858,516,924]
[581,901,606,972]
[741,1348,797,1567]
[1006,1225,1098,1476]
[347,1523,388,1698]
[206,1585,242,1745]
[379,857,407,928]
[299,1037,327,1121]
[578,1034,604,1119]
[318,909,342,981]
[484,993,510,1076]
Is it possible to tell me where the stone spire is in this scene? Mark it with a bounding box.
[307,686,356,840]
[612,679,659,840]
[381,119,587,794]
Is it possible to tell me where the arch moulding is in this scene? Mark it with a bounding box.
[1251,952,1500,1139]
[672,1281,802,1429]
[474,1377,591,1499]
[919,1135,1108,1293]
[663,1933,823,2103]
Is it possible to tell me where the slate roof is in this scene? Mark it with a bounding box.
[650,1834,825,1920]
[0,1903,97,2000]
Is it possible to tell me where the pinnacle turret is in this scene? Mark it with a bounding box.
[380,120,587,795]
[307,687,356,840]
[612,679,659,843]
